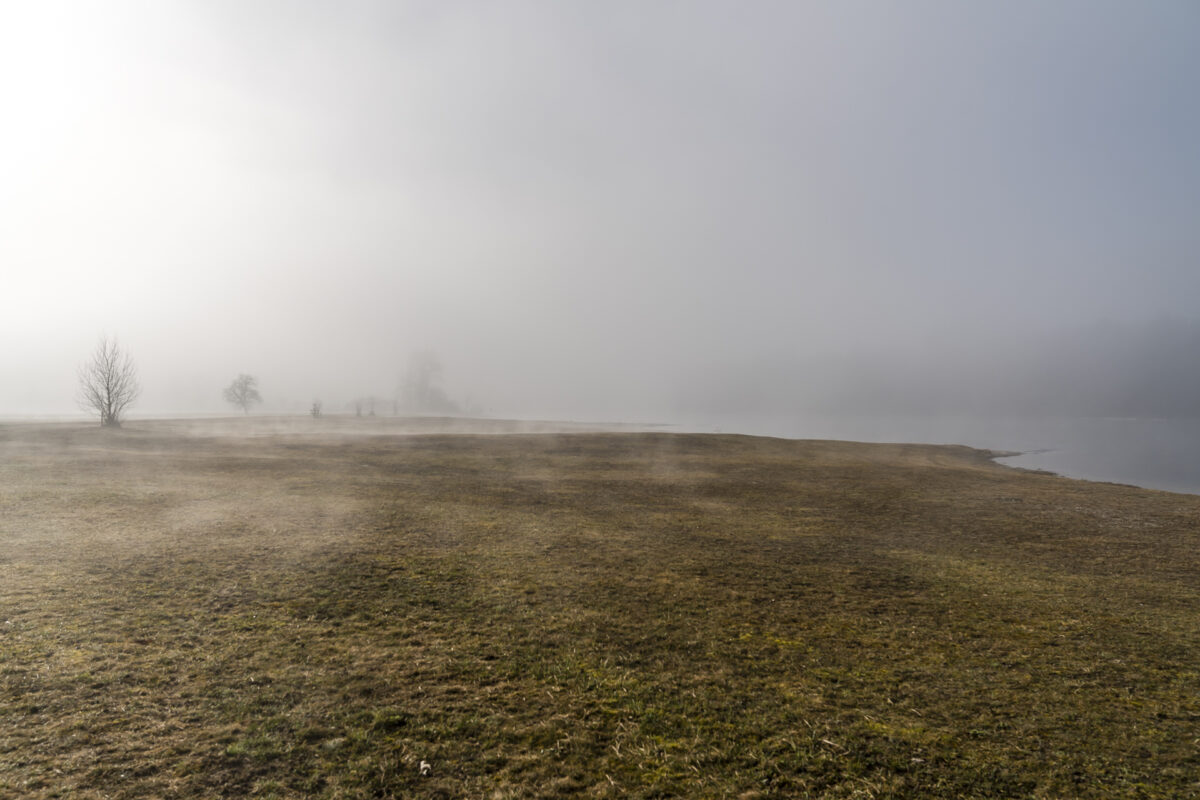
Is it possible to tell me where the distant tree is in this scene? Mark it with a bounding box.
[310,400,323,418]
[352,397,379,417]
[223,374,262,414]
[398,350,460,414]
[77,335,140,427]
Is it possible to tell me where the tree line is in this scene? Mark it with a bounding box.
[76,337,466,426]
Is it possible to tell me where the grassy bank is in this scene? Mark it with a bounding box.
[1,418,1197,798]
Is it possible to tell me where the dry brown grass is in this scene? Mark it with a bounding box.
[1,417,1197,798]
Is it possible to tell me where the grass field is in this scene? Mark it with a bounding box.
[1,417,1197,798]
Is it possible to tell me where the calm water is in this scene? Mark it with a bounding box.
[666,413,1200,496]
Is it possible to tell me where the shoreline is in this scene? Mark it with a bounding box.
[4,413,1198,496]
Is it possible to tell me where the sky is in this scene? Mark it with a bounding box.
[3,1,1199,420]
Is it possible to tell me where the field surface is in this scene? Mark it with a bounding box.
[1,417,1197,799]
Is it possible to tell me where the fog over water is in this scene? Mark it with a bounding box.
[3,2,1200,489]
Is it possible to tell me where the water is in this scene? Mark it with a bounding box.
[665,413,1200,496]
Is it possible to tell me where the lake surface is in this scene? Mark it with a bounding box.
[665,413,1200,496]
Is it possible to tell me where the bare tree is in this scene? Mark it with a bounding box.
[223,374,262,414]
[310,400,323,418]
[78,336,140,427]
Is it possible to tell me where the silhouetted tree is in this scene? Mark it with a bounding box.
[310,400,323,418]
[223,374,262,414]
[78,336,140,427]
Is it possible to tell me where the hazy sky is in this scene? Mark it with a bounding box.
[3,1,1199,419]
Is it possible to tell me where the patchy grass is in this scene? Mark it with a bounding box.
[1,418,1198,798]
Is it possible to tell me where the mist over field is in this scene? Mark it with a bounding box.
[6,6,1200,795]
[3,1,1199,423]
